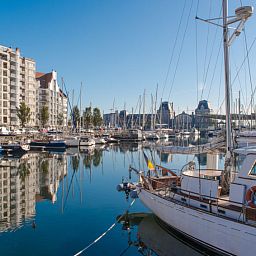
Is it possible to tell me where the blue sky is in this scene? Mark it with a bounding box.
[1,0,256,115]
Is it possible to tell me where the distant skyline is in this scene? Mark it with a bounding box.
[1,0,256,115]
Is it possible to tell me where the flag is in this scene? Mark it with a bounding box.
[143,151,155,171]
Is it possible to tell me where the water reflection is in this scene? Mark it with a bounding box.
[0,146,107,233]
[117,212,210,256]
[0,142,224,255]
[0,152,67,232]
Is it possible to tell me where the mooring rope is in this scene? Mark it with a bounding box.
[73,199,136,256]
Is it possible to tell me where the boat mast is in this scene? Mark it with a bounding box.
[142,89,146,130]
[223,0,232,153]
[222,1,253,152]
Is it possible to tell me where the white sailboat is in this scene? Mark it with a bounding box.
[132,3,256,255]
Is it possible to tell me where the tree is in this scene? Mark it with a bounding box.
[18,162,30,182]
[57,113,64,127]
[17,102,31,127]
[83,107,93,128]
[40,106,49,128]
[71,106,80,128]
[93,108,103,127]
[71,155,80,171]
[41,160,49,173]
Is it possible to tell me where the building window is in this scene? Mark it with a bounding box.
[3,86,7,92]
[3,94,7,100]
[249,161,256,176]
[3,101,7,107]
[3,117,7,123]
[3,109,7,115]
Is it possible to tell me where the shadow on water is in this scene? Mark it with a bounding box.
[117,212,219,256]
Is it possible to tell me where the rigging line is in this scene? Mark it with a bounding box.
[204,7,223,100]
[73,199,136,256]
[207,38,222,101]
[217,57,223,115]
[200,0,212,100]
[63,170,76,211]
[127,97,139,128]
[161,0,187,99]
[167,0,194,102]
[243,28,254,116]
[119,244,131,256]
[231,36,256,88]
[233,61,247,114]
[195,0,200,104]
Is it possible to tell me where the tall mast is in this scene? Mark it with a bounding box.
[79,82,82,132]
[223,0,232,153]
[142,89,146,130]
[151,94,154,130]
[223,1,253,152]
[154,84,158,129]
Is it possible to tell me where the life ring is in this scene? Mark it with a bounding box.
[245,186,256,208]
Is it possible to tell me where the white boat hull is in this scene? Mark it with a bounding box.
[138,188,256,256]
[65,139,79,147]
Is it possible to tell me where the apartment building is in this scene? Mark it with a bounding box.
[36,70,68,129]
[0,156,37,232]
[0,45,37,128]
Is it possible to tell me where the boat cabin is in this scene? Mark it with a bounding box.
[181,169,222,198]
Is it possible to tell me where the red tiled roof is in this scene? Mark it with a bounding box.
[36,72,53,89]
[36,72,45,78]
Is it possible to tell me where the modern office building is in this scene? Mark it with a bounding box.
[0,45,37,128]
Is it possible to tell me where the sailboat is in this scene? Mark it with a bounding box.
[130,3,256,255]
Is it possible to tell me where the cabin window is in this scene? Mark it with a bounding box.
[249,161,256,176]
[218,209,226,214]
[200,204,207,209]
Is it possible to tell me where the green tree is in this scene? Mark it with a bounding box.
[41,160,49,173]
[93,108,103,127]
[83,155,92,169]
[18,162,30,182]
[71,106,80,128]
[83,107,92,128]
[71,155,80,171]
[57,113,64,126]
[17,102,31,127]
[40,106,49,128]
[93,149,102,167]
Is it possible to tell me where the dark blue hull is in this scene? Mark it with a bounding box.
[1,144,29,157]
[30,141,67,151]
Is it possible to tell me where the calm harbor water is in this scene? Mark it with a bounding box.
[0,141,222,256]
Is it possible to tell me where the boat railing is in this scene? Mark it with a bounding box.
[145,175,255,224]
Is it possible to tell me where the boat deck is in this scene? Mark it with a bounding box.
[150,186,256,223]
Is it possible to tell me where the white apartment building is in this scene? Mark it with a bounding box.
[36,70,68,129]
[0,45,37,128]
[0,157,36,232]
